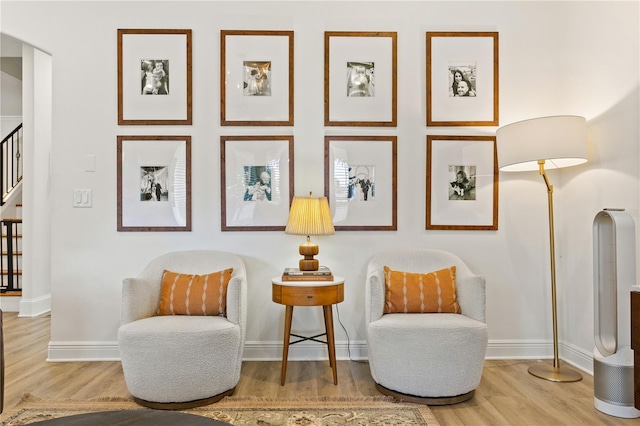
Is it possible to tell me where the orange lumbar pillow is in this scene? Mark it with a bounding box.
[383,265,461,314]
[157,268,233,316]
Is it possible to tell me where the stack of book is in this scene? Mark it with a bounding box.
[281,266,334,281]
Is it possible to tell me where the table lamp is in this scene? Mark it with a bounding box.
[284,193,335,271]
[496,115,588,382]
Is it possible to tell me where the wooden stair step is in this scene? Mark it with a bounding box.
[1,270,22,275]
[0,290,22,296]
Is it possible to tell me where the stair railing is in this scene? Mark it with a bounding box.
[1,124,23,205]
[0,219,21,293]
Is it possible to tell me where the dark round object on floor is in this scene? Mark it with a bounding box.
[29,409,230,425]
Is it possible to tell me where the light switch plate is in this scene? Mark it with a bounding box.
[73,189,92,208]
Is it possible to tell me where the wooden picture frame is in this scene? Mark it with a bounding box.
[117,135,191,231]
[117,29,192,125]
[325,31,397,127]
[426,32,499,126]
[220,135,294,231]
[324,136,397,230]
[221,30,294,126]
[426,135,498,230]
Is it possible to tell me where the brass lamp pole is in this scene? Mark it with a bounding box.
[527,160,582,382]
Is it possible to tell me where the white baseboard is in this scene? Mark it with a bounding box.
[0,294,51,316]
[486,339,594,375]
[46,340,369,362]
[0,296,21,312]
[47,341,120,362]
[19,293,51,317]
[45,338,594,375]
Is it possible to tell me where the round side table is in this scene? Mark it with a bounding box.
[271,277,345,385]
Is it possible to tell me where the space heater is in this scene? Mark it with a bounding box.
[593,209,640,418]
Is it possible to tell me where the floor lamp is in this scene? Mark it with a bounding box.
[496,115,588,382]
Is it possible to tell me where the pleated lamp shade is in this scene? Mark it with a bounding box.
[285,195,335,236]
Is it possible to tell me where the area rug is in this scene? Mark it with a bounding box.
[1,394,440,425]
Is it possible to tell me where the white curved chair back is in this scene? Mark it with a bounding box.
[138,250,247,282]
[123,249,247,339]
[366,248,485,323]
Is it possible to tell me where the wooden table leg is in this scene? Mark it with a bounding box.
[280,305,294,386]
[323,304,338,385]
[322,306,333,369]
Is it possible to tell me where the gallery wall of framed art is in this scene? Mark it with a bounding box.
[115,26,499,233]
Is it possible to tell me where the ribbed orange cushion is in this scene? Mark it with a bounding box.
[157,268,233,316]
[383,265,461,314]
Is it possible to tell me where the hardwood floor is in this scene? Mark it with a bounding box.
[1,311,637,425]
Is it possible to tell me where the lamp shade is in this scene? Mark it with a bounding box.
[285,195,335,236]
[496,115,588,172]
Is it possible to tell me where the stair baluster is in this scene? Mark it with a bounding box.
[0,219,21,294]
[0,123,23,205]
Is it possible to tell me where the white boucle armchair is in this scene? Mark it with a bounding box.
[118,250,247,409]
[365,249,488,405]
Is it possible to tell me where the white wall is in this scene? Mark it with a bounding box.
[0,69,22,137]
[1,33,25,135]
[0,66,22,142]
[1,1,638,371]
[19,44,52,317]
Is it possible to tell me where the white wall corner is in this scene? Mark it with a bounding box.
[486,339,593,375]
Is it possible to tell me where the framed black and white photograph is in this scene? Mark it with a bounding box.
[426,32,498,126]
[221,30,294,126]
[325,32,397,127]
[221,136,294,231]
[117,136,191,231]
[426,135,498,230]
[118,29,192,125]
[141,59,169,95]
[324,136,397,230]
